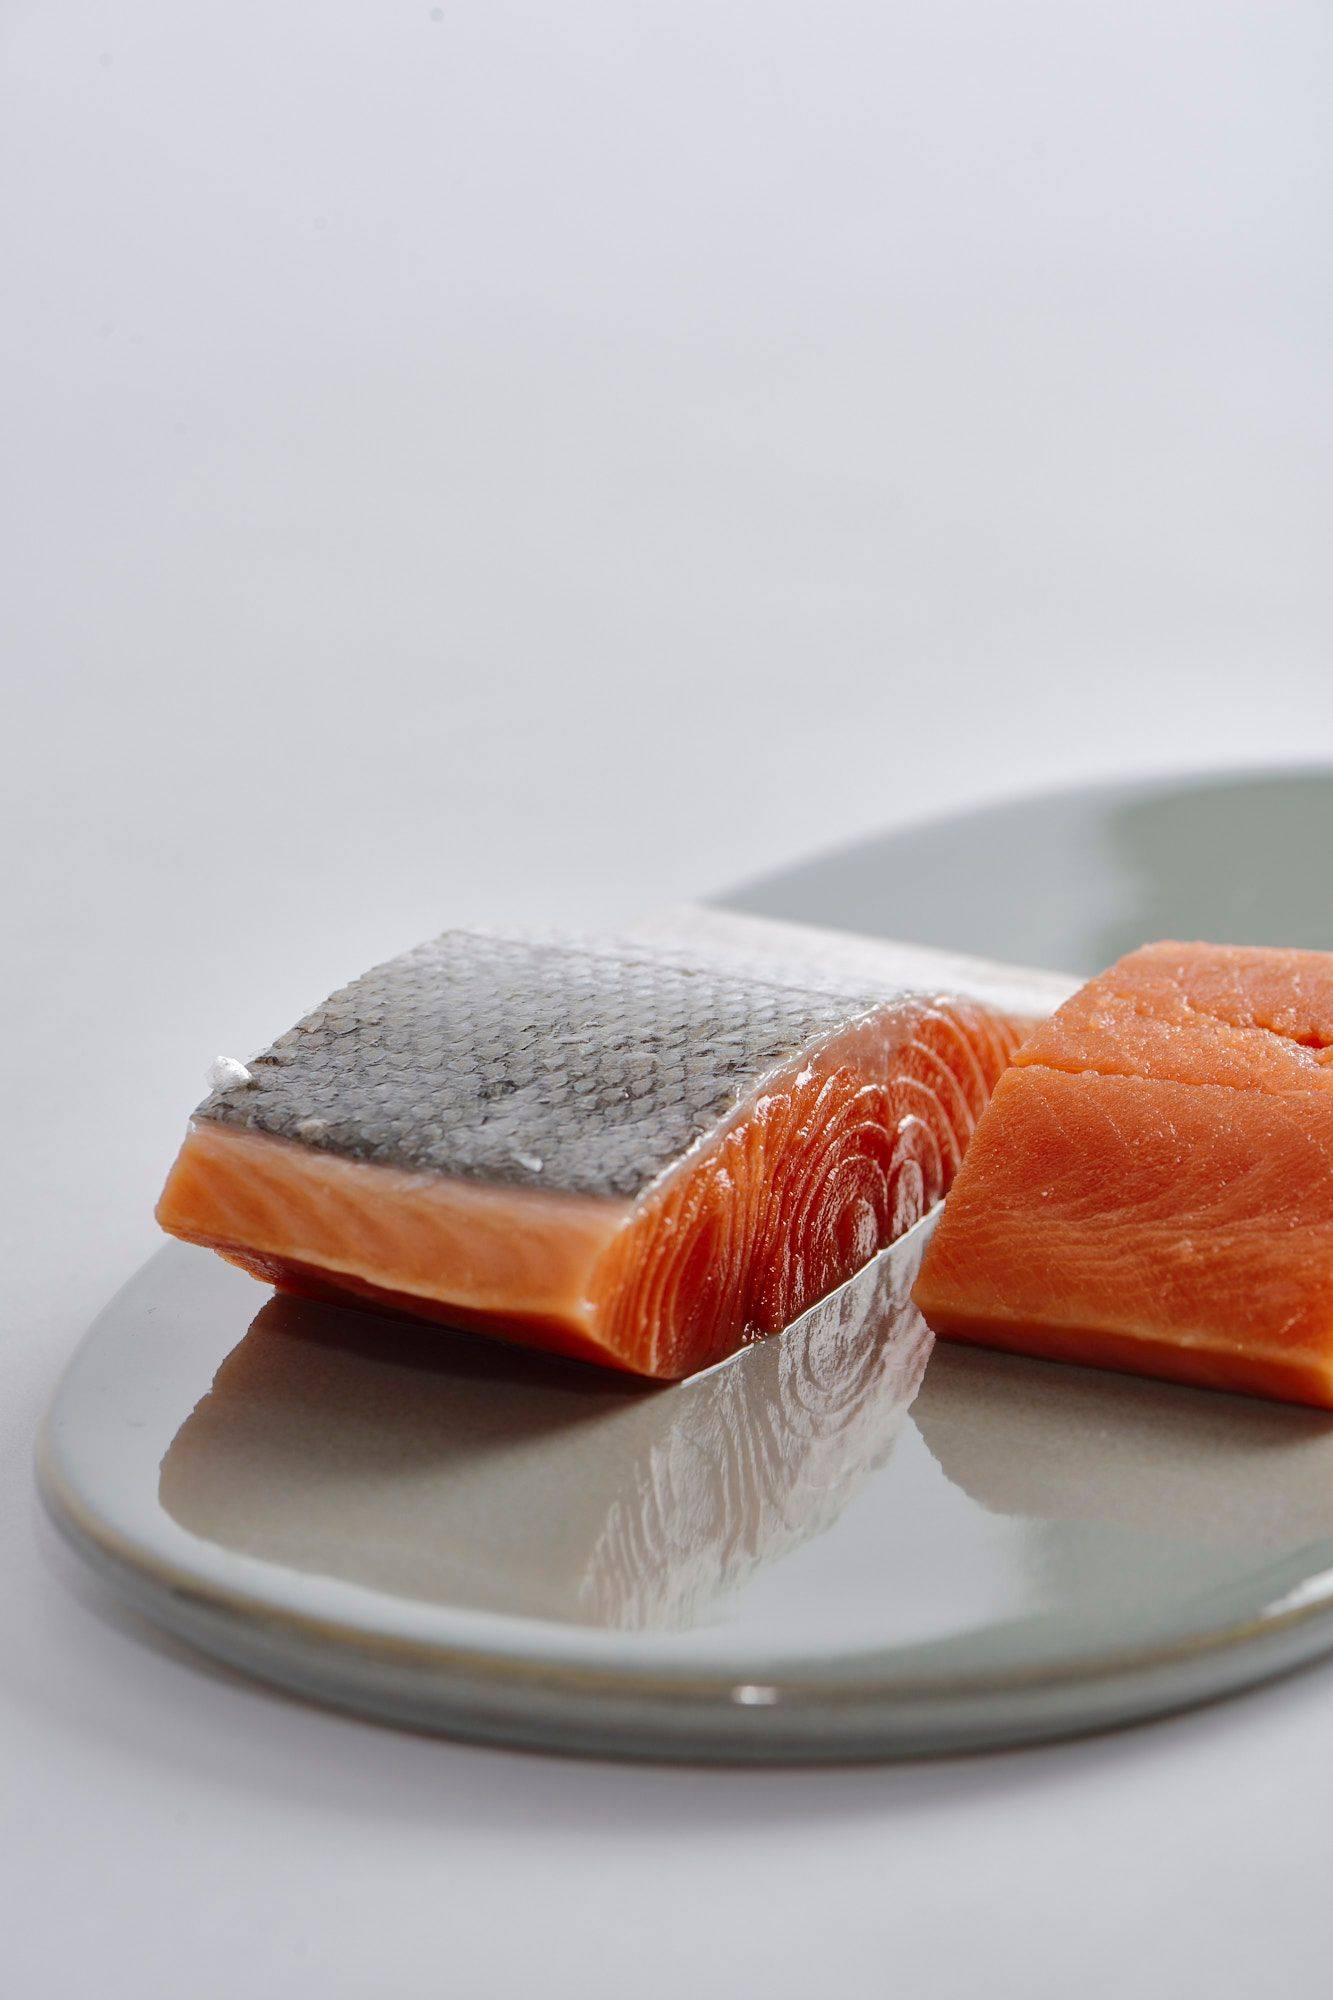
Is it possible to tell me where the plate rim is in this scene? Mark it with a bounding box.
[37,761,1333,1759]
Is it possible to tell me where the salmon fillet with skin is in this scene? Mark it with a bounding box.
[156,912,1069,1381]
[913,942,1333,1409]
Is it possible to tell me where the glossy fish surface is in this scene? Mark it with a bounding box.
[914,941,1333,1408]
[158,910,1071,1379]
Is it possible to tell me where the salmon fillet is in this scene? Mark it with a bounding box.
[913,942,1333,1408]
[157,911,1067,1380]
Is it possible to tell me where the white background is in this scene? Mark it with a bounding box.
[4,3,1333,1995]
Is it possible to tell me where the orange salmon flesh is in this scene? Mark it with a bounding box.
[158,999,1032,1380]
[913,942,1333,1408]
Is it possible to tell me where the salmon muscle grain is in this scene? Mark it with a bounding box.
[913,942,1333,1409]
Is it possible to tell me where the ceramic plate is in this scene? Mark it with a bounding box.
[39,766,1333,1761]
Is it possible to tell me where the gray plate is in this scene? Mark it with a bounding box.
[38,765,1333,1761]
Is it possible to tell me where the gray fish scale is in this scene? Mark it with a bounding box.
[198,932,909,1202]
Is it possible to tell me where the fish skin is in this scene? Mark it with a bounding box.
[627,905,1078,1024]
[198,926,1058,1204]
[161,917,1065,1377]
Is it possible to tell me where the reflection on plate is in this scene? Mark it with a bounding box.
[916,1340,1333,1552]
[161,1225,934,1634]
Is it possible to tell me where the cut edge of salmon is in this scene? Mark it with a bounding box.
[157,1121,633,1366]
[916,1303,1333,1409]
[208,1244,636,1372]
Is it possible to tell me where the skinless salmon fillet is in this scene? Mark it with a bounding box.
[156,911,1069,1380]
[913,942,1333,1409]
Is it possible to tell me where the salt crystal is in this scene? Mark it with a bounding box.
[206,1055,253,1093]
